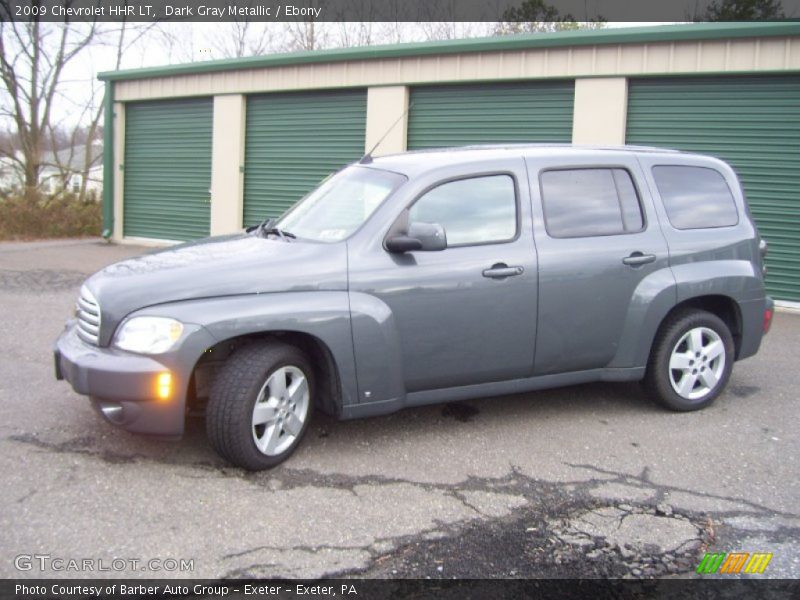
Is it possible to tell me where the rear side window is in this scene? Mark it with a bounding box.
[409,175,517,246]
[540,168,644,238]
[652,166,739,230]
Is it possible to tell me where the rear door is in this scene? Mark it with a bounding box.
[526,153,671,375]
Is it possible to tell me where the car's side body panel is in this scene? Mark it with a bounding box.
[54,145,771,441]
[140,292,360,410]
[85,234,349,346]
[636,153,767,360]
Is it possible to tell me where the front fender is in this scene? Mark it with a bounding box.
[348,292,406,409]
[133,292,359,409]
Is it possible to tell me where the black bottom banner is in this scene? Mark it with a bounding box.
[2,579,800,600]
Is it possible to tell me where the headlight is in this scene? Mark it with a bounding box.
[113,317,184,354]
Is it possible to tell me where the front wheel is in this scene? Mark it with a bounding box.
[206,342,314,470]
[643,309,734,411]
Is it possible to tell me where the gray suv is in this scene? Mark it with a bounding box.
[54,145,774,470]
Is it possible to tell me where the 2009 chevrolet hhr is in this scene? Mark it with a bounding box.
[55,145,774,470]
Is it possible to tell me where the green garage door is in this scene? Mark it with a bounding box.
[407,81,574,149]
[243,90,367,227]
[123,98,212,241]
[627,76,800,302]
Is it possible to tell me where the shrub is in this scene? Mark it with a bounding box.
[0,192,102,240]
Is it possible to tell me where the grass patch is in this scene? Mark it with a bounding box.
[0,193,101,240]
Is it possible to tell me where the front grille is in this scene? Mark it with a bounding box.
[76,285,101,345]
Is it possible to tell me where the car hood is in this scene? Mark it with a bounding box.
[85,233,348,345]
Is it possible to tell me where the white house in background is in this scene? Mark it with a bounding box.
[0,143,103,196]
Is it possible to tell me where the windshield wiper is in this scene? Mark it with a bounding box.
[246,218,295,241]
[262,227,296,241]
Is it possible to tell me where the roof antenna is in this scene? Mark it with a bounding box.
[360,102,414,165]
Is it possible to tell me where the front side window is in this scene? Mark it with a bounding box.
[652,165,739,230]
[540,168,645,238]
[409,175,517,246]
[276,166,406,242]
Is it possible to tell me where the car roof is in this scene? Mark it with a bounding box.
[363,144,689,178]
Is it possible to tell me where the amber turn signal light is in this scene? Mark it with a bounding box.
[156,372,173,400]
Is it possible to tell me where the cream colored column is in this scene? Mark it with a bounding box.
[572,78,628,146]
[365,86,408,156]
[210,94,246,235]
[112,102,125,241]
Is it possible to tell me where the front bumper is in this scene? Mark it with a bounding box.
[54,322,212,437]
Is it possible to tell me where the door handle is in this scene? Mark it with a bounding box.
[482,264,524,279]
[622,252,656,267]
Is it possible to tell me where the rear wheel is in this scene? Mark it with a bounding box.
[206,342,314,470]
[643,310,734,411]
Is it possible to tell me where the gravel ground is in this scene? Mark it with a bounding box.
[0,239,798,580]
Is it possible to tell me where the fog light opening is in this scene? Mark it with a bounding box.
[97,401,125,424]
[156,372,173,400]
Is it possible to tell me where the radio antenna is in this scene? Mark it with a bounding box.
[359,102,414,165]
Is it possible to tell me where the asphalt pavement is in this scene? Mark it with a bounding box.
[0,239,797,579]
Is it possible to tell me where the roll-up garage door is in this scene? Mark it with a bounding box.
[407,81,575,150]
[243,90,367,227]
[626,76,800,302]
[123,98,212,241]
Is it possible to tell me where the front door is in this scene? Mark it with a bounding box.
[348,159,538,393]
[527,154,671,375]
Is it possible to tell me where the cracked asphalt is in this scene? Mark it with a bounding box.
[0,239,798,580]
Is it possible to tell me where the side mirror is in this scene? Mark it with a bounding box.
[386,221,447,253]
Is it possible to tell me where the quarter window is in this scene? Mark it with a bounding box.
[540,168,644,238]
[409,175,517,246]
[652,166,739,230]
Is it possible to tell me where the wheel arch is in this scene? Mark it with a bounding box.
[191,330,343,418]
[652,294,744,360]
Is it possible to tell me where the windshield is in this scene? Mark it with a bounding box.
[276,166,406,242]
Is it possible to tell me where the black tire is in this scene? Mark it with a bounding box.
[643,309,735,412]
[206,342,314,470]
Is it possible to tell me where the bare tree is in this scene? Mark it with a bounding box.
[0,5,157,200]
[494,0,606,35]
[209,18,276,58]
[283,21,329,51]
[336,22,376,48]
[699,0,785,19]
[153,23,198,64]
[420,22,495,41]
[46,21,153,200]
[0,13,99,196]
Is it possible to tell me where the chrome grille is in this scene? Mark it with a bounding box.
[76,285,101,345]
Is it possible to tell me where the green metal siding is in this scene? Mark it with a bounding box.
[407,82,574,149]
[123,98,212,241]
[627,76,800,302]
[243,90,367,226]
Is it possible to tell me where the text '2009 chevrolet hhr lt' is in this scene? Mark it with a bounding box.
[55,145,774,470]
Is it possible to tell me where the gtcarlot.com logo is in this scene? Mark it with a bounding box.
[14,554,194,573]
[696,552,773,575]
